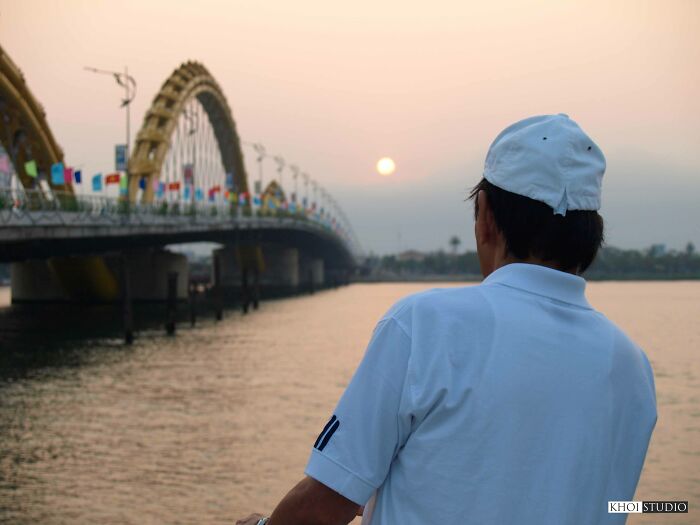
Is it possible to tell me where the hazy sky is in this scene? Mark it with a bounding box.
[1,0,698,254]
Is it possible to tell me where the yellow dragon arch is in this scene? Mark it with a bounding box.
[0,44,68,191]
[128,61,248,202]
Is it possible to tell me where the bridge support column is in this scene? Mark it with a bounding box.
[212,253,223,321]
[10,255,120,303]
[10,260,68,302]
[124,250,189,301]
[212,245,242,310]
[165,272,178,335]
[260,245,299,298]
[310,258,325,289]
[121,255,134,344]
[299,255,325,293]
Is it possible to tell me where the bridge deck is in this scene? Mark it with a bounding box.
[0,194,357,266]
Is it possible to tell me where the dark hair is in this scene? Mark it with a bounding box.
[468,178,604,273]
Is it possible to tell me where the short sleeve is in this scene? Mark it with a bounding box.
[304,317,413,505]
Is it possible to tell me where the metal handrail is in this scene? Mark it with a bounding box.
[0,188,360,257]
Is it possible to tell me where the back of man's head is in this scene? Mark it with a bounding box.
[469,114,606,273]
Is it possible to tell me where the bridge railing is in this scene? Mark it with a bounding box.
[0,188,358,255]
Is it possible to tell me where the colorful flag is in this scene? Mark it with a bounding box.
[183,164,194,185]
[195,188,204,201]
[74,170,82,184]
[92,173,102,191]
[24,160,38,178]
[119,174,128,190]
[168,181,181,191]
[51,163,65,185]
[238,192,246,205]
[152,178,160,191]
[138,177,146,190]
[184,185,191,200]
[210,185,221,194]
[0,154,10,175]
[105,173,121,185]
[115,144,127,171]
[253,194,261,206]
[157,182,166,198]
[63,167,73,185]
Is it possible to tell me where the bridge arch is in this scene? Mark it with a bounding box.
[128,61,248,203]
[0,44,67,191]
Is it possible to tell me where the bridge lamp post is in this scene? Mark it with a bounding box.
[320,187,328,222]
[311,180,318,219]
[289,164,300,211]
[329,195,338,228]
[183,108,197,209]
[301,172,310,214]
[84,65,137,174]
[252,143,266,198]
[327,191,335,226]
[273,155,285,203]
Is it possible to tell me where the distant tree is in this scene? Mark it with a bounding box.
[647,244,666,258]
[449,235,461,254]
[686,242,696,257]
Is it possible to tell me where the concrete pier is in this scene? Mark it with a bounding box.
[10,259,67,302]
[299,255,325,293]
[119,250,189,301]
[259,245,299,293]
[10,249,188,303]
[214,243,310,300]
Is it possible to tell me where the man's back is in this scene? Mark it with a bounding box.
[247,116,658,525]
[306,263,657,525]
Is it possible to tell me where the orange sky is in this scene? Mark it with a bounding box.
[1,0,698,253]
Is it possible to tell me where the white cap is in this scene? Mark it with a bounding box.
[483,114,605,216]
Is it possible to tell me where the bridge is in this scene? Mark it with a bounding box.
[0,45,361,310]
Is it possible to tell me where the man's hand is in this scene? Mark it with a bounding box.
[235,513,265,525]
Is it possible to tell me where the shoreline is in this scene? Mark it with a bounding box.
[351,274,700,283]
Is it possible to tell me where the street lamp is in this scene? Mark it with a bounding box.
[252,143,266,196]
[321,188,330,219]
[273,155,285,203]
[318,185,326,222]
[301,172,309,213]
[311,180,318,219]
[289,164,300,207]
[84,66,137,168]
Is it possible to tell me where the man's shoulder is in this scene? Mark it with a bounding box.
[581,310,656,390]
[608,320,654,372]
[381,285,490,332]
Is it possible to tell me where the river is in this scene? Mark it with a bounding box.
[0,282,697,524]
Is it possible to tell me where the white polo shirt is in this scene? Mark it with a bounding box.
[305,263,657,524]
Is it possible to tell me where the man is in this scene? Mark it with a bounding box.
[237,114,657,525]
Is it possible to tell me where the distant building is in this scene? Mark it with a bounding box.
[397,250,427,262]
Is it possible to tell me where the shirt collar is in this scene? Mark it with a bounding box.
[482,262,592,309]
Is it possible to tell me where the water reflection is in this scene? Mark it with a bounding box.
[0,282,698,524]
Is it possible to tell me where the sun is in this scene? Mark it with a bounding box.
[376,157,396,176]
